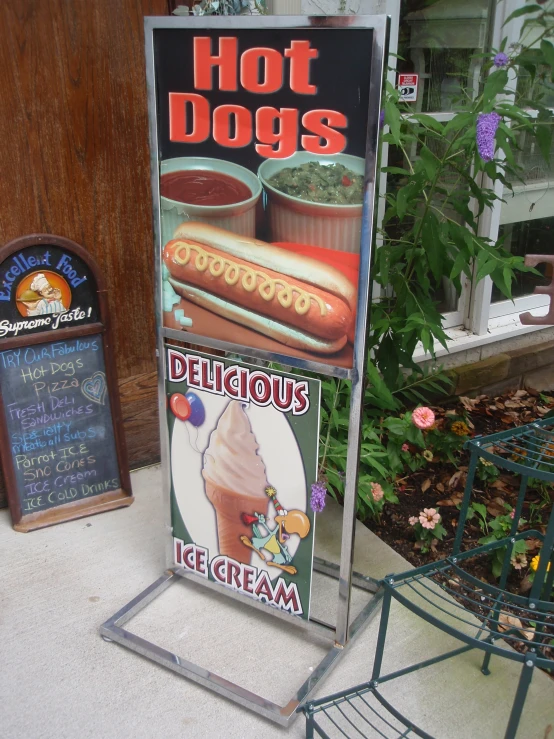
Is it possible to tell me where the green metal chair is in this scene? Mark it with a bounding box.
[301,418,554,738]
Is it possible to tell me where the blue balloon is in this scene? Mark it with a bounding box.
[185,392,205,427]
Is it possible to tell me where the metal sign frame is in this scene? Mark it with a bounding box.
[101,14,388,727]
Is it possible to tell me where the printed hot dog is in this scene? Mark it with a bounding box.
[163,223,355,354]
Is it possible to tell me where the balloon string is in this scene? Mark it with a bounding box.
[184,422,203,455]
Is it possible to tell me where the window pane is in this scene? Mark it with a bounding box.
[517,68,554,110]
[508,112,554,186]
[492,216,554,303]
[397,0,492,113]
[383,140,466,314]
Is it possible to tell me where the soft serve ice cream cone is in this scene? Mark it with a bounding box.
[202,401,269,563]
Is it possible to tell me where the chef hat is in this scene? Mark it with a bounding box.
[30,273,50,293]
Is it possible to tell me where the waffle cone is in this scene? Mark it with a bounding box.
[203,474,269,564]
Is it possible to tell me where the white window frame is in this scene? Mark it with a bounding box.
[469,1,554,330]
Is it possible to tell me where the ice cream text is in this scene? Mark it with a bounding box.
[174,539,303,615]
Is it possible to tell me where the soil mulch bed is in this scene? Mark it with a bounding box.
[364,388,554,671]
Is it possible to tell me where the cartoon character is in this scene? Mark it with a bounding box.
[240,486,310,576]
[29,273,67,314]
[16,289,42,316]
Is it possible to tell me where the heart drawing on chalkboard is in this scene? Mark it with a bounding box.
[81,371,107,405]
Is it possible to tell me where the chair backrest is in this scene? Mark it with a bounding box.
[454,417,554,604]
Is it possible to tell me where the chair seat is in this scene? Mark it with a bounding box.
[385,547,554,671]
[301,682,434,739]
[300,418,554,738]
[470,418,554,483]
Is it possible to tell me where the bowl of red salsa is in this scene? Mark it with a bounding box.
[160,157,262,244]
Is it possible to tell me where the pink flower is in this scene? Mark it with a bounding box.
[509,509,515,519]
[412,407,435,430]
[409,516,418,526]
[402,443,410,452]
[419,508,440,530]
[371,482,384,502]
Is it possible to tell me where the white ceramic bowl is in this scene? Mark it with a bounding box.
[160,157,262,244]
[258,152,365,254]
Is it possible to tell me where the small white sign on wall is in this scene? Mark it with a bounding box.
[398,73,418,102]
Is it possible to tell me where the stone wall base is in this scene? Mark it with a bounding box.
[449,339,554,396]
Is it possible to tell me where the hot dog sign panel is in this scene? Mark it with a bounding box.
[166,346,320,619]
[151,22,376,375]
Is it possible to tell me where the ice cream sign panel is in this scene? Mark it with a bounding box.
[166,345,320,619]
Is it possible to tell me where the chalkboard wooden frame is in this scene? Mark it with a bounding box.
[0,234,133,531]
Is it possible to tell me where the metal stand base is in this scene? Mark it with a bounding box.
[100,560,383,727]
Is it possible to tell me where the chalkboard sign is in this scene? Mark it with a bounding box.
[0,235,132,531]
[0,335,121,518]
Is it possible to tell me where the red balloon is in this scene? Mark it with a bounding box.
[170,393,191,421]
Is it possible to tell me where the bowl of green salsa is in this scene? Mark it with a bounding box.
[258,152,365,254]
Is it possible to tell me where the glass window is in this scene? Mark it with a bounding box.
[397,0,492,113]
[492,215,554,303]
[383,138,467,315]
[509,118,554,186]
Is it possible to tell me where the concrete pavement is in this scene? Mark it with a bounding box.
[1,465,552,738]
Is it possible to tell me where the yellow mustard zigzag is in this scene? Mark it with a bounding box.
[173,241,327,317]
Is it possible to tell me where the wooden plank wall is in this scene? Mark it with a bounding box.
[0,0,169,506]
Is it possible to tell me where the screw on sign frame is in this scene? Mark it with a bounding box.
[0,234,133,532]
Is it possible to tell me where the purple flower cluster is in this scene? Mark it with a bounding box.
[493,52,509,68]
[310,481,328,513]
[476,112,501,162]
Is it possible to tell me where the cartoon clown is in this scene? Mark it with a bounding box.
[240,486,310,576]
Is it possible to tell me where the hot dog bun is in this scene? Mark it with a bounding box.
[164,222,356,355]
[172,222,356,311]
[164,239,351,341]
[168,278,347,354]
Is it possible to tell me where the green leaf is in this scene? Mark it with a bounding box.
[405,424,425,447]
[410,113,444,133]
[382,166,411,176]
[450,250,469,281]
[444,112,474,135]
[483,69,508,104]
[473,502,488,521]
[396,185,410,221]
[421,212,443,282]
[419,145,439,179]
[366,360,399,411]
[364,456,390,478]
[383,417,408,436]
[385,100,402,145]
[503,4,542,25]
[479,534,496,545]
[475,249,495,283]
[491,265,514,300]
[541,40,554,82]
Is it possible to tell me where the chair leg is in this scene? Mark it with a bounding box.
[453,452,479,555]
[499,476,528,592]
[504,653,536,739]
[371,587,392,681]
[481,647,492,676]
[305,710,315,739]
